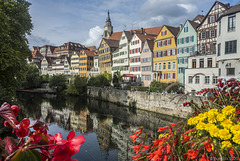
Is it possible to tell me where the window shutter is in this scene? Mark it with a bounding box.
[161,32,163,36]
[166,30,167,35]
[161,41,162,46]
[170,39,172,44]
[165,40,167,45]
[199,33,201,40]
[206,31,209,39]
[157,42,159,47]
[170,49,172,55]
[139,48,141,52]
[138,40,139,44]
[192,36,194,42]
[175,49,177,55]
[153,52,155,58]
[177,39,179,44]
[208,17,210,24]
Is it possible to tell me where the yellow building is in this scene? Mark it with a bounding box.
[70,51,80,76]
[98,37,120,74]
[79,50,95,77]
[153,25,179,83]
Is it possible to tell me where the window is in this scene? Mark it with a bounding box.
[218,21,221,36]
[184,26,188,32]
[210,16,215,23]
[205,76,210,84]
[201,32,206,39]
[213,76,217,84]
[167,73,171,79]
[159,63,161,70]
[219,68,221,77]
[228,15,236,32]
[195,76,200,84]
[188,76,193,84]
[227,68,235,76]
[167,39,171,45]
[225,40,237,54]
[192,59,196,68]
[202,45,206,51]
[200,59,204,68]
[217,43,221,56]
[163,63,166,70]
[210,30,215,38]
[167,62,171,69]
[155,63,157,70]
[207,58,212,67]
[172,61,176,69]
[172,73,176,79]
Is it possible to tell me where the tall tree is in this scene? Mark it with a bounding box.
[0,0,33,96]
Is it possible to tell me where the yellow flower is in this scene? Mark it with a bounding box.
[209,126,220,138]
[232,134,240,144]
[221,119,234,129]
[197,113,207,122]
[196,122,206,130]
[188,117,199,126]
[216,113,225,122]
[208,116,217,124]
[218,129,232,140]
[221,141,232,149]
[222,105,236,117]
[230,125,240,135]
[205,123,216,132]
[208,109,219,117]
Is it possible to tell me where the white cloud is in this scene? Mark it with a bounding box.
[178,4,198,14]
[84,26,103,47]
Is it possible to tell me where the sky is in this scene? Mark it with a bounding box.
[27,0,237,49]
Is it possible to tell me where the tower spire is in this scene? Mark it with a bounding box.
[106,10,111,22]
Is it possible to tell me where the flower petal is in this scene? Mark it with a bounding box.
[67,131,75,140]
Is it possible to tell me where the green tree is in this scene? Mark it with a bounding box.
[74,76,88,95]
[49,74,67,94]
[21,63,42,89]
[103,71,112,83]
[0,0,33,96]
[112,71,121,87]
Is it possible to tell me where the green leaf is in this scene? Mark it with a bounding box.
[12,149,41,161]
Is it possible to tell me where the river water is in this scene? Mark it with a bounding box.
[15,92,182,161]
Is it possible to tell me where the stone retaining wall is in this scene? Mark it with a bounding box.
[87,87,206,118]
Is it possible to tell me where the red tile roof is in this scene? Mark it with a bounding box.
[82,50,96,57]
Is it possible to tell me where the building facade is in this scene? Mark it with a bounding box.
[70,51,80,76]
[177,20,199,85]
[140,39,154,87]
[217,3,240,79]
[79,50,95,77]
[153,25,179,83]
[185,54,218,93]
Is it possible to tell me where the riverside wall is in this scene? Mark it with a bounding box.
[87,87,206,118]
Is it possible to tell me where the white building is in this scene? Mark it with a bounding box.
[129,32,155,83]
[112,31,133,76]
[217,3,240,79]
[185,54,218,93]
[88,54,100,77]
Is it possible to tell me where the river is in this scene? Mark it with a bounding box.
[15,92,183,161]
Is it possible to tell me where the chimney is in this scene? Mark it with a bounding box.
[141,27,144,34]
[179,24,183,30]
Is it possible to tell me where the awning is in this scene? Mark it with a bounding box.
[121,74,136,77]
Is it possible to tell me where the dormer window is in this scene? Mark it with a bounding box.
[210,16,215,23]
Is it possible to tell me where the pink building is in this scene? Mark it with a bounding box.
[140,39,154,87]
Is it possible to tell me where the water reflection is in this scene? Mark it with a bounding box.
[16,93,182,161]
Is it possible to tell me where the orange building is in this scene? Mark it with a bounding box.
[79,50,96,77]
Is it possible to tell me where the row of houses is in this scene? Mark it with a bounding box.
[32,1,240,93]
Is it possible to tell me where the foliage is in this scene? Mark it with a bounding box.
[112,71,121,87]
[74,76,88,95]
[21,63,43,89]
[0,0,33,96]
[150,80,182,93]
[41,74,50,83]
[66,81,78,95]
[130,78,240,160]
[49,74,67,94]
[137,86,148,91]
[88,73,111,87]
[0,102,85,161]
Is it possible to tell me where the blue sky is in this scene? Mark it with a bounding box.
[27,0,237,48]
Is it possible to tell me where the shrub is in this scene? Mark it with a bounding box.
[130,78,240,160]
[49,74,67,94]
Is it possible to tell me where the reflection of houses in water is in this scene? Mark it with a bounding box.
[70,108,93,133]
[40,102,71,130]
[111,124,136,161]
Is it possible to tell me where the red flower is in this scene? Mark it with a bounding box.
[166,144,171,154]
[185,150,198,160]
[226,92,229,95]
[14,118,30,138]
[142,144,150,151]
[206,143,212,152]
[199,154,209,161]
[157,127,167,132]
[181,134,190,143]
[52,131,85,161]
[30,134,41,144]
[185,128,195,134]
[237,110,240,115]
[229,148,234,157]
[11,105,19,116]
[169,123,176,127]
[132,145,140,154]
[129,134,138,143]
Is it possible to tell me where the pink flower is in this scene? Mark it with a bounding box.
[14,118,30,138]
[52,131,85,161]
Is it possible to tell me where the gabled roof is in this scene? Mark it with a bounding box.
[135,33,155,42]
[123,31,134,42]
[188,20,199,31]
[145,39,155,53]
[165,25,180,37]
[134,26,162,36]
[218,3,240,21]
[86,46,96,51]
[104,38,119,48]
[82,50,96,57]
[192,14,205,23]
[109,32,122,40]
[198,1,230,27]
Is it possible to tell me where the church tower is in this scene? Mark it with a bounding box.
[103,10,113,39]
